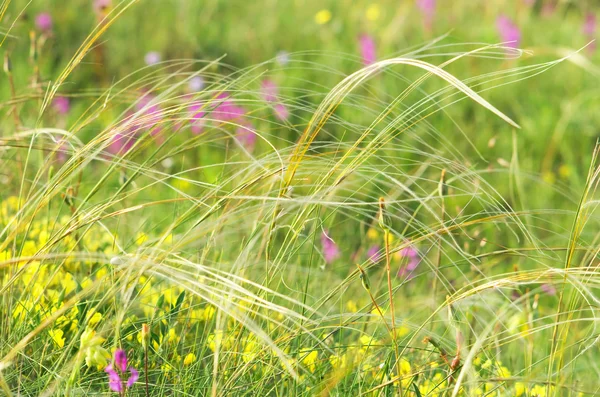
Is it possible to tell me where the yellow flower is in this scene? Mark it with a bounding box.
[80,328,110,369]
[329,354,347,369]
[515,382,526,397]
[366,4,380,21]
[203,305,216,321]
[497,366,511,377]
[366,228,379,240]
[531,385,546,396]
[87,311,102,327]
[135,232,148,245]
[346,300,358,313]
[183,353,196,366]
[49,329,65,348]
[300,349,318,373]
[315,9,332,25]
[558,164,571,179]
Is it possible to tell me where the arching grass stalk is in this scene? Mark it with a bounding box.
[378,197,402,394]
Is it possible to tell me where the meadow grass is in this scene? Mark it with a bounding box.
[1,1,600,396]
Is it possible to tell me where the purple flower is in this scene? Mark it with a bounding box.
[358,34,376,66]
[53,96,70,115]
[93,0,112,14]
[144,51,161,66]
[189,76,205,92]
[35,12,52,32]
[276,50,290,66]
[261,79,278,102]
[105,349,138,393]
[583,13,596,37]
[274,103,289,121]
[541,283,557,296]
[108,130,137,155]
[212,93,246,122]
[397,246,421,278]
[367,245,381,262]
[321,230,340,264]
[236,123,257,150]
[188,102,207,134]
[416,0,436,31]
[496,15,521,49]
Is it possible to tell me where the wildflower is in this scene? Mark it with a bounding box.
[366,4,380,21]
[358,34,376,66]
[276,50,290,66]
[300,349,318,372]
[583,13,596,37]
[315,9,332,25]
[93,0,112,15]
[273,103,289,121]
[49,329,65,348]
[105,349,139,392]
[80,328,110,369]
[212,93,246,122]
[321,230,340,264]
[515,382,526,396]
[261,79,278,102]
[144,51,161,66]
[236,123,257,150]
[541,283,556,296]
[416,0,436,31]
[496,15,521,49]
[397,246,421,277]
[35,13,52,32]
[52,96,70,115]
[188,102,207,134]
[108,130,137,155]
[183,353,196,366]
[188,76,205,92]
[367,245,380,262]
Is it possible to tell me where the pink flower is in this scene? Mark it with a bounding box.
[416,0,436,31]
[236,122,257,150]
[35,13,52,32]
[496,15,521,49]
[144,51,161,66]
[105,349,138,392]
[367,245,381,262]
[583,13,596,37]
[358,34,376,66]
[397,246,421,278]
[212,93,246,122]
[53,96,70,115]
[273,103,289,121]
[93,0,112,14]
[108,130,137,155]
[321,230,340,264]
[261,79,279,102]
[188,102,206,134]
[541,283,556,296]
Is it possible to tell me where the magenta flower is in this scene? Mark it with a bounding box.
[397,246,421,278]
[261,79,279,102]
[583,13,596,37]
[496,15,521,49]
[188,102,207,134]
[108,130,137,155]
[236,123,257,150]
[93,0,112,14]
[189,76,205,92]
[367,245,381,262]
[53,96,70,115]
[358,34,376,66]
[416,0,436,31]
[144,51,161,66]
[321,230,340,264]
[105,349,138,392]
[541,283,557,296]
[35,12,52,32]
[212,93,246,122]
[274,103,290,121]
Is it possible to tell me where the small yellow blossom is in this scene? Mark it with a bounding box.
[49,329,65,348]
[315,9,332,25]
[183,353,196,366]
[366,4,380,21]
[300,349,318,372]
